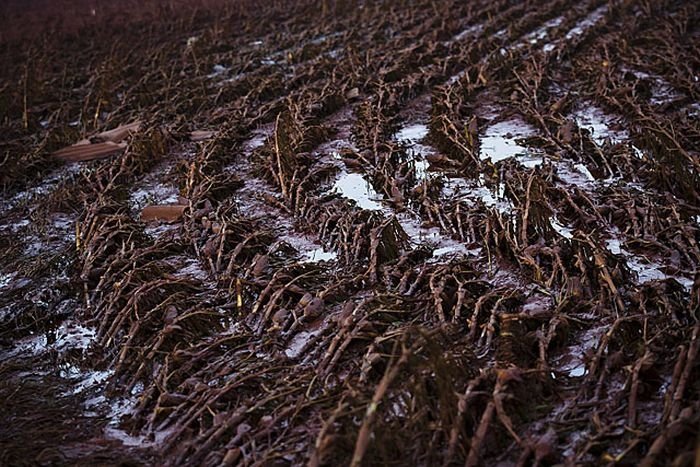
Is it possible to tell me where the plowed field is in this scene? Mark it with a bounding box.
[1,0,699,465]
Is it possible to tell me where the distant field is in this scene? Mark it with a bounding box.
[1,0,699,465]
[0,0,243,42]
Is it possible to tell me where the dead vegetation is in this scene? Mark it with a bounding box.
[1,0,699,465]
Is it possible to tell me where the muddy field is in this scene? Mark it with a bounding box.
[1,0,699,465]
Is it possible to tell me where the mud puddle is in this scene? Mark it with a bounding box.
[571,104,628,145]
[564,5,607,41]
[479,118,544,167]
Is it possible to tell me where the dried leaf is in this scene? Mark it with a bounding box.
[52,141,126,162]
[190,130,215,141]
[140,205,187,223]
[95,121,141,142]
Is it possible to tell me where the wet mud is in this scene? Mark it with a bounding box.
[1,0,699,465]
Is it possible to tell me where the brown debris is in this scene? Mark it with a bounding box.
[190,130,216,141]
[140,205,187,223]
[95,121,141,143]
[51,121,141,162]
[52,141,126,162]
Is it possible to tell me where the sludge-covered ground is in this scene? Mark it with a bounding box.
[1,0,699,465]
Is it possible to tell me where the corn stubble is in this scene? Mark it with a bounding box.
[0,0,699,466]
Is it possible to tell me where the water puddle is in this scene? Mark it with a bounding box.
[144,223,180,239]
[550,217,574,239]
[4,164,81,211]
[564,5,607,40]
[309,31,342,45]
[4,317,95,361]
[644,77,682,105]
[556,160,621,189]
[329,168,470,258]
[447,71,466,85]
[325,48,343,60]
[395,123,428,142]
[285,330,319,359]
[245,130,272,152]
[542,6,607,53]
[172,258,209,281]
[4,333,49,359]
[328,172,383,210]
[627,256,693,290]
[625,69,682,105]
[207,64,230,79]
[54,320,97,351]
[572,105,628,145]
[479,119,543,165]
[524,16,564,44]
[217,73,246,87]
[315,138,358,162]
[443,176,513,215]
[224,129,272,176]
[688,103,700,117]
[51,213,74,232]
[554,326,605,378]
[395,212,472,258]
[395,122,431,182]
[572,163,595,181]
[69,369,112,395]
[605,237,623,255]
[103,398,154,447]
[431,243,472,258]
[279,234,338,264]
[326,120,471,259]
[0,218,30,232]
[449,23,484,43]
[0,271,16,290]
[82,381,172,448]
[301,247,337,263]
[606,235,693,290]
[396,216,442,244]
[130,184,180,212]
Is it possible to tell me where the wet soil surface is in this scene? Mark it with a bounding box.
[1,0,699,465]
